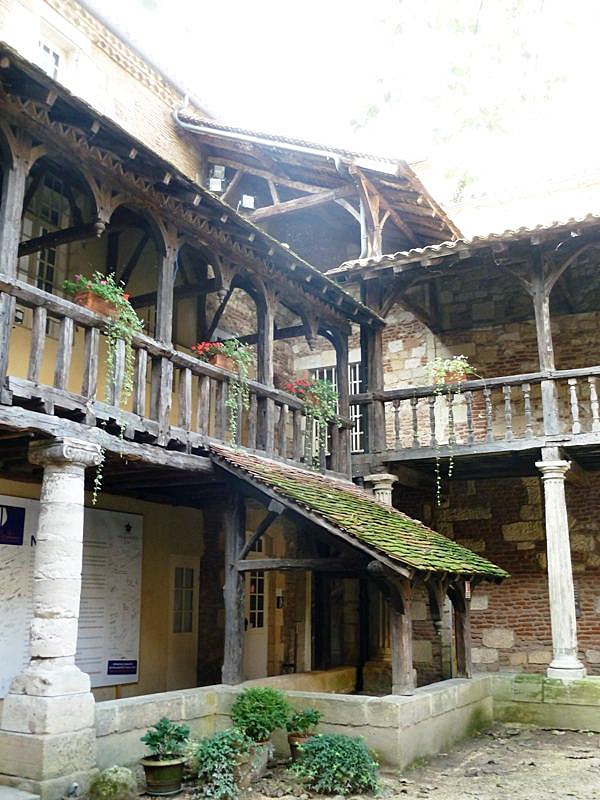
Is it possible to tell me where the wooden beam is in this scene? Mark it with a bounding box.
[207,155,330,196]
[238,499,285,560]
[236,557,363,572]
[221,169,243,204]
[18,221,104,258]
[267,179,280,205]
[120,230,150,286]
[130,278,219,309]
[207,286,233,340]
[248,184,355,223]
[352,168,419,247]
[448,581,472,678]
[236,323,306,346]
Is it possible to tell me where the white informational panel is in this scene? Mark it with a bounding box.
[0,495,143,697]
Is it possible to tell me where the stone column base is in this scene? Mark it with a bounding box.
[0,728,95,800]
[547,655,587,681]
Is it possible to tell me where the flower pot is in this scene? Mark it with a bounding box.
[140,756,186,796]
[73,290,117,318]
[236,742,271,786]
[287,733,310,762]
[443,371,467,385]
[208,352,236,371]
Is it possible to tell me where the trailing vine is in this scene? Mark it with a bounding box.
[425,355,477,506]
[284,377,339,468]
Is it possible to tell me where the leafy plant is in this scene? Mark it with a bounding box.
[286,708,322,736]
[140,717,190,759]
[188,727,250,800]
[289,733,379,795]
[231,687,289,742]
[284,377,339,467]
[88,765,137,800]
[193,337,254,445]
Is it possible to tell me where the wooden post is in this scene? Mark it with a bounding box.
[530,252,560,435]
[156,243,177,344]
[332,331,352,476]
[257,291,275,453]
[357,577,370,692]
[389,578,415,694]
[448,581,472,678]
[360,281,385,453]
[0,141,31,398]
[222,487,246,684]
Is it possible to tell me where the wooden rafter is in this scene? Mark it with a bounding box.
[221,169,243,204]
[248,184,355,222]
[351,166,419,250]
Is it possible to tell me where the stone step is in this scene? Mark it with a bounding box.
[0,788,40,800]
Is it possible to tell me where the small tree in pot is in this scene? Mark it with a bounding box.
[286,708,322,762]
[140,717,190,796]
[230,687,290,779]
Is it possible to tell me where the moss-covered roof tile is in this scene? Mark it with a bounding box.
[210,446,508,581]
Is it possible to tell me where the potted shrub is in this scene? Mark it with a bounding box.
[286,708,322,762]
[187,727,254,798]
[140,717,190,796]
[284,377,339,467]
[230,687,289,778]
[425,354,476,387]
[288,733,379,795]
[193,338,254,443]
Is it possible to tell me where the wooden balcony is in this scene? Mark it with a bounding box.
[0,277,351,476]
[352,368,600,477]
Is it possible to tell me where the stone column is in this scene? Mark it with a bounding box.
[0,437,103,800]
[535,457,586,680]
[365,473,397,506]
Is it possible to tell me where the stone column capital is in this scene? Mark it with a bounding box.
[28,437,103,469]
[535,459,570,480]
[364,473,398,490]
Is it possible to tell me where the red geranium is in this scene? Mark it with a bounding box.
[192,341,225,360]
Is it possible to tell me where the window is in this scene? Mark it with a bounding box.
[38,41,61,80]
[173,566,194,633]
[36,229,56,294]
[248,570,265,629]
[310,363,364,453]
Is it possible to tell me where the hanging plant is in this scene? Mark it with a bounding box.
[64,272,144,503]
[424,354,478,506]
[193,337,254,445]
[284,377,339,468]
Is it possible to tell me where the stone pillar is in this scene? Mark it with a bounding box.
[535,457,586,680]
[364,473,397,506]
[0,437,103,800]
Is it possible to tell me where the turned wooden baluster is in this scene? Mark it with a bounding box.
[465,390,475,443]
[247,392,258,449]
[106,338,126,408]
[589,377,600,433]
[428,395,437,447]
[522,382,533,438]
[503,385,513,441]
[483,387,493,442]
[448,392,456,446]
[215,378,227,441]
[568,378,581,434]
[278,403,288,458]
[393,399,401,448]
[410,396,419,447]
[132,348,147,417]
[81,326,100,425]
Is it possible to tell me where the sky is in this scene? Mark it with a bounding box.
[91,0,600,226]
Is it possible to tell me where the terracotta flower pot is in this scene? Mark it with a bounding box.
[208,352,236,371]
[73,290,117,318]
[443,371,468,384]
[287,733,310,762]
[140,756,186,796]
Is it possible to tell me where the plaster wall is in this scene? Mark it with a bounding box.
[0,477,204,704]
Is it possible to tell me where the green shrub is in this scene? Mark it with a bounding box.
[140,717,190,758]
[289,733,379,795]
[230,687,289,742]
[285,708,322,735]
[88,766,137,800]
[188,727,250,800]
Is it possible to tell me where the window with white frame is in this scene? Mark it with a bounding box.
[310,363,364,453]
[37,41,61,80]
[173,566,194,633]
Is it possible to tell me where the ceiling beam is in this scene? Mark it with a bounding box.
[249,184,355,223]
[18,221,104,258]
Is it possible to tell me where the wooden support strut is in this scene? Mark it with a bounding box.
[238,499,284,560]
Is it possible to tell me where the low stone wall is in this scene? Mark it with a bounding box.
[95,672,600,774]
[494,673,600,731]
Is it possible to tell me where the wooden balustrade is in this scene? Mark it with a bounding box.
[0,278,350,473]
[351,366,600,454]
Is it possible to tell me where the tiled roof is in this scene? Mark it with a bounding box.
[177,114,401,165]
[210,445,508,581]
[327,213,600,277]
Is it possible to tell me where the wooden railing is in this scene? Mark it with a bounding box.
[351,367,600,455]
[0,277,351,474]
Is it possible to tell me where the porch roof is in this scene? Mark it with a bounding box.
[210,445,508,581]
